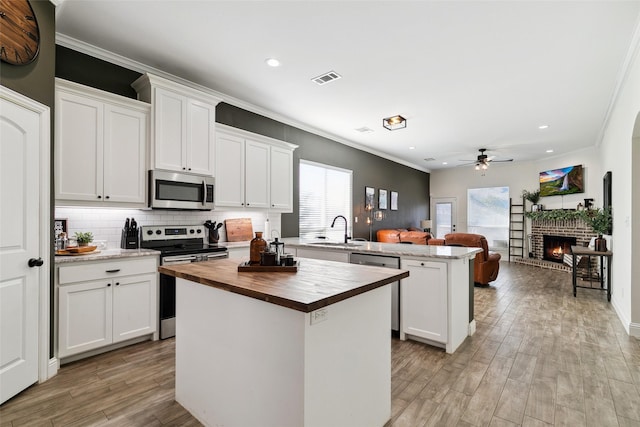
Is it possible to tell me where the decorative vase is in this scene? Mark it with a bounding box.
[250,232,267,264]
[595,235,607,252]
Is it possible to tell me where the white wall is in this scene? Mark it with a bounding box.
[54,207,281,249]
[430,146,602,234]
[599,30,640,336]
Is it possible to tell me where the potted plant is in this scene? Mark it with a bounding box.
[522,189,542,211]
[74,231,94,247]
[581,208,612,251]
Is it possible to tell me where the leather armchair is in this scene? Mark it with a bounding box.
[435,233,501,286]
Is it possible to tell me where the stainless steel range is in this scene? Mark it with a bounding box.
[141,225,228,339]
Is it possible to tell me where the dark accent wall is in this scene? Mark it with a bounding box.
[56,47,431,240]
[217,104,430,239]
[1,0,56,358]
[56,45,142,98]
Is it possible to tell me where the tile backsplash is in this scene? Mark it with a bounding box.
[55,207,281,249]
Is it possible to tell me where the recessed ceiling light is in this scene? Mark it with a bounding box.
[546,149,554,153]
[409,146,416,150]
[538,124,549,129]
[265,58,281,67]
[442,162,448,165]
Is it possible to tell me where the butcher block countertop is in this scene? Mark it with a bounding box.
[159,257,408,313]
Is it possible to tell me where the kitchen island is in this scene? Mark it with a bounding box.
[159,257,408,427]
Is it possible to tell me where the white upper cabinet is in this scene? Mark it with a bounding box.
[132,73,220,176]
[215,124,297,212]
[270,146,294,211]
[55,79,149,207]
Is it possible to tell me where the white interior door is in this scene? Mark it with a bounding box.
[432,197,457,239]
[0,88,46,404]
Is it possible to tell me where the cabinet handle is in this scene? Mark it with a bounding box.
[188,168,191,171]
[420,262,425,266]
[246,203,250,206]
[115,282,120,286]
[182,167,186,170]
[106,269,120,273]
[97,195,102,199]
[272,204,275,207]
[105,195,110,199]
[107,283,111,287]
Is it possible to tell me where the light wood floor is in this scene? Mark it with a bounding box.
[1,262,638,426]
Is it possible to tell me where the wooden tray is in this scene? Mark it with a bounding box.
[56,246,99,256]
[237,261,298,272]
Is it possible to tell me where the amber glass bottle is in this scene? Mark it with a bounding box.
[249,231,267,264]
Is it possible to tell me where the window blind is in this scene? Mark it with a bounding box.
[299,160,352,240]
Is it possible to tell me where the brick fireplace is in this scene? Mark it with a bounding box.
[516,217,597,271]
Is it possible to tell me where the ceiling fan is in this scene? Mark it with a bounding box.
[459,148,513,170]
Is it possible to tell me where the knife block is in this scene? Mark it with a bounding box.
[120,229,139,249]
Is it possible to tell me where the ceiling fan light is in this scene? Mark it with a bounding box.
[482,163,488,170]
[475,164,480,170]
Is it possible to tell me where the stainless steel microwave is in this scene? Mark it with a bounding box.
[149,170,214,210]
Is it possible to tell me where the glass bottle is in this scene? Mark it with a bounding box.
[250,231,267,264]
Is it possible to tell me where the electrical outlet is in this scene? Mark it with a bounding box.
[310,308,328,325]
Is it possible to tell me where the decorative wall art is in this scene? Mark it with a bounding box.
[391,191,398,210]
[379,189,388,210]
[365,186,375,210]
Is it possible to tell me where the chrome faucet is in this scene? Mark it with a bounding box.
[331,215,349,244]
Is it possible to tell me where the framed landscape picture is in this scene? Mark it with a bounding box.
[391,191,398,210]
[379,189,388,210]
[365,186,375,210]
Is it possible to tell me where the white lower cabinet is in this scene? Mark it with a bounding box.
[57,257,157,360]
[400,259,448,344]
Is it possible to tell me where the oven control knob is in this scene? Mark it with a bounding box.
[156,230,162,235]
[196,229,202,234]
[189,229,195,234]
[146,230,153,235]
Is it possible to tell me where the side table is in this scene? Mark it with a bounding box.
[570,245,612,301]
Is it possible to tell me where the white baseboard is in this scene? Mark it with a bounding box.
[468,320,477,336]
[629,322,640,338]
[46,357,58,381]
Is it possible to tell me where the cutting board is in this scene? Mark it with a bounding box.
[225,218,254,242]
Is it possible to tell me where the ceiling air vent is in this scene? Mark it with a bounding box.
[355,126,374,133]
[312,71,342,86]
[424,158,436,162]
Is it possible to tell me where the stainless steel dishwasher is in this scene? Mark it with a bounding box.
[350,252,401,334]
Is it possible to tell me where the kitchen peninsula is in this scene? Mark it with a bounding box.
[159,257,408,427]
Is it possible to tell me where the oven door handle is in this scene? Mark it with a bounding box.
[162,255,198,265]
[204,252,229,261]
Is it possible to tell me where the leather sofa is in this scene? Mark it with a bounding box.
[376,228,432,245]
[429,233,501,286]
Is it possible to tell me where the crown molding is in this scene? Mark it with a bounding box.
[55,33,430,173]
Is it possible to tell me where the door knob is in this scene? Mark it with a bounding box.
[28,258,44,267]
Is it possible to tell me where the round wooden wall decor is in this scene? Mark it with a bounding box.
[0,0,40,65]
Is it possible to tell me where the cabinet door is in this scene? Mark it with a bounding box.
[112,273,157,343]
[401,260,448,343]
[58,280,113,358]
[186,99,215,175]
[55,91,103,202]
[215,132,245,207]
[103,104,147,204]
[245,139,270,208]
[270,146,294,211]
[154,87,186,172]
